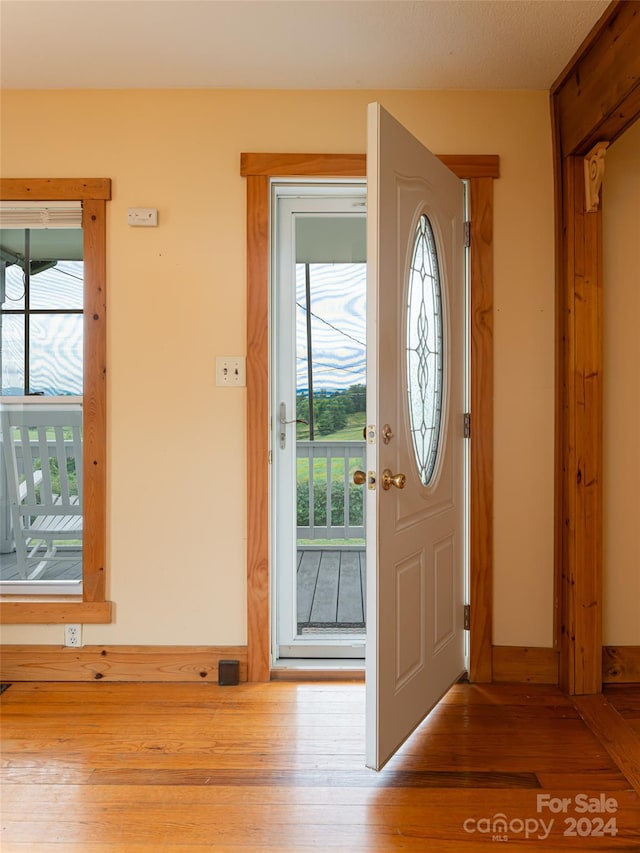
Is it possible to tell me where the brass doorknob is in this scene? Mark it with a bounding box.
[353,470,367,486]
[381,468,406,490]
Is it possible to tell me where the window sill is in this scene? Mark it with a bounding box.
[0,597,112,624]
[0,580,82,596]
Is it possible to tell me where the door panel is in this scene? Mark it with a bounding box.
[366,103,466,769]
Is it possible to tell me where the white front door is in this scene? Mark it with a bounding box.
[365,103,467,770]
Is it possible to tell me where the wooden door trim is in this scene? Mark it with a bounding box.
[245,173,270,681]
[468,176,495,682]
[243,154,498,682]
[551,0,640,693]
[241,153,499,180]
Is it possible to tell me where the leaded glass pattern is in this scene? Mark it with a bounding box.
[406,213,443,486]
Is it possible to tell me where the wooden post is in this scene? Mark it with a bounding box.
[558,156,603,694]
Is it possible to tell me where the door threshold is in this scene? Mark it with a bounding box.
[271,659,365,681]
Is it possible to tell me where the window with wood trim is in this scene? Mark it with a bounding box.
[1,205,84,594]
[0,179,112,624]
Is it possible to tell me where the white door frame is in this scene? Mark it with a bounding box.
[271,182,368,662]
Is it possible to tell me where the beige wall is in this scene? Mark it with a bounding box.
[0,89,555,648]
[603,119,640,645]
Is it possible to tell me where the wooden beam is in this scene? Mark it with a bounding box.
[558,157,603,695]
[551,1,640,157]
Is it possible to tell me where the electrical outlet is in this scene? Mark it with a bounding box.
[216,356,246,387]
[64,624,82,647]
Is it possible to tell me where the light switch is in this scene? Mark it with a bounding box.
[127,208,158,227]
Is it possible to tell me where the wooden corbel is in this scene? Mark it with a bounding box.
[584,142,609,212]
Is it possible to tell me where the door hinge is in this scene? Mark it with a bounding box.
[464,221,471,248]
[464,412,471,439]
[464,604,471,631]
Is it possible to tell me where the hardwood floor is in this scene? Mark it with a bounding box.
[1,681,639,851]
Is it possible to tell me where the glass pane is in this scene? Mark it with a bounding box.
[1,314,24,395]
[29,314,83,396]
[2,263,26,311]
[30,261,84,310]
[1,228,26,311]
[295,261,367,548]
[290,210,367,643]
[407,214,444,486]
[0,400,83,584]
[0,227,84,590]
[296,263,366,403]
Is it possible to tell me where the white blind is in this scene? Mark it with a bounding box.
[0,201,82,229]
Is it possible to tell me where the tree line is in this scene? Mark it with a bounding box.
[296,384,366,437]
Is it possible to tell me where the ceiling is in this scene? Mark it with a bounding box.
[0,0,609,91]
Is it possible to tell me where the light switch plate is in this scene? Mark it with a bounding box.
[127,207,158,227]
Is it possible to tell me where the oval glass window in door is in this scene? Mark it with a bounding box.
[406,213,444,486]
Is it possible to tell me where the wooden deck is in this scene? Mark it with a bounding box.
[297,547,365,632]
[1,681,639,850]
[0,549,82,581]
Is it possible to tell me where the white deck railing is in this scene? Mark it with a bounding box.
[296,440,366,542]
[0,398,82,555]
